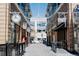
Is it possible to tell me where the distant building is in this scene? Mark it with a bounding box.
[30,18,47,42]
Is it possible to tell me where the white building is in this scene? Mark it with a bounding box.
[30,18,47,43]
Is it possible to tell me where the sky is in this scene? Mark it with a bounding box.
[30,3,48,18]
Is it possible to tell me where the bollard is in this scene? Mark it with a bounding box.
[6,43,7,56]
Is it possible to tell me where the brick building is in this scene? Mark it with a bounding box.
[0,3,32,56]
[46,3,79,53]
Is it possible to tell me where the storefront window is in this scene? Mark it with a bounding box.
[73,6,79,51]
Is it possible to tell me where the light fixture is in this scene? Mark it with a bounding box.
[12,12,21,23]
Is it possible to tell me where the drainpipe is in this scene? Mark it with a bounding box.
[67,3,74,51]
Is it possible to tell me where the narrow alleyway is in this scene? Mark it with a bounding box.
[0,3,78,56]
[23,43,75,56]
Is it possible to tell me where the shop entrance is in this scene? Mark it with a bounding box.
[54,23,67,49]
[57,29,67,49]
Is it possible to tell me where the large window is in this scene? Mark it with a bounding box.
[18,3,25,11]
[37,22,46,27]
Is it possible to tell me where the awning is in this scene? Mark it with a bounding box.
[53,22,66,31]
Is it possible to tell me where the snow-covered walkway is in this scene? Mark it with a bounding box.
[23,43,75,56]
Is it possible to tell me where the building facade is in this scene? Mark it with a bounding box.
[0,3,32,56]
[46,3,79,53]
[30,18,47,43]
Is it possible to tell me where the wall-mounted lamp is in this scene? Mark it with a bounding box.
[12,12,21,23]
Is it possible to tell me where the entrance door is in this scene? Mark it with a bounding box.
[57,29,67,49]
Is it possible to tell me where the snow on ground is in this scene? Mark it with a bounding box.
[54,48,75,56]
[23,43,75,56]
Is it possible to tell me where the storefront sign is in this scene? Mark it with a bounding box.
[58,18,66,24]
[58,18,66,27]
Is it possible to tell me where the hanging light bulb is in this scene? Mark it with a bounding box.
[12,12,21,23]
